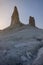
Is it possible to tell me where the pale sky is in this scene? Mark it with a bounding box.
[0,0,43,30]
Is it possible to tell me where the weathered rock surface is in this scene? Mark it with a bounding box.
[29,16,35,27]
[11,6,23,27]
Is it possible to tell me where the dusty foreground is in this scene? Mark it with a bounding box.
[0,26,43,65]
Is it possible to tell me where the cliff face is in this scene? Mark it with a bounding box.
[29,16,35,27]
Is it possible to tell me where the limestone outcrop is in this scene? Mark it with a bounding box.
[29,16,35,27]
[10,6,35,28]
[10,6,23,27]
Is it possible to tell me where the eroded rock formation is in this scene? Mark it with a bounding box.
[11,6,23,27]
[29,16,35,27]
[10,6,35,28]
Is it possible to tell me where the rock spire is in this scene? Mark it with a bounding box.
[29,16,35,27]
[10,6,35,28]
[11,6,21,27]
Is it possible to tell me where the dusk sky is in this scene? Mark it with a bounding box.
[0,0,43,30]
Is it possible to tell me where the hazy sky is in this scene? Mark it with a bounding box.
[0,0,43,30]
